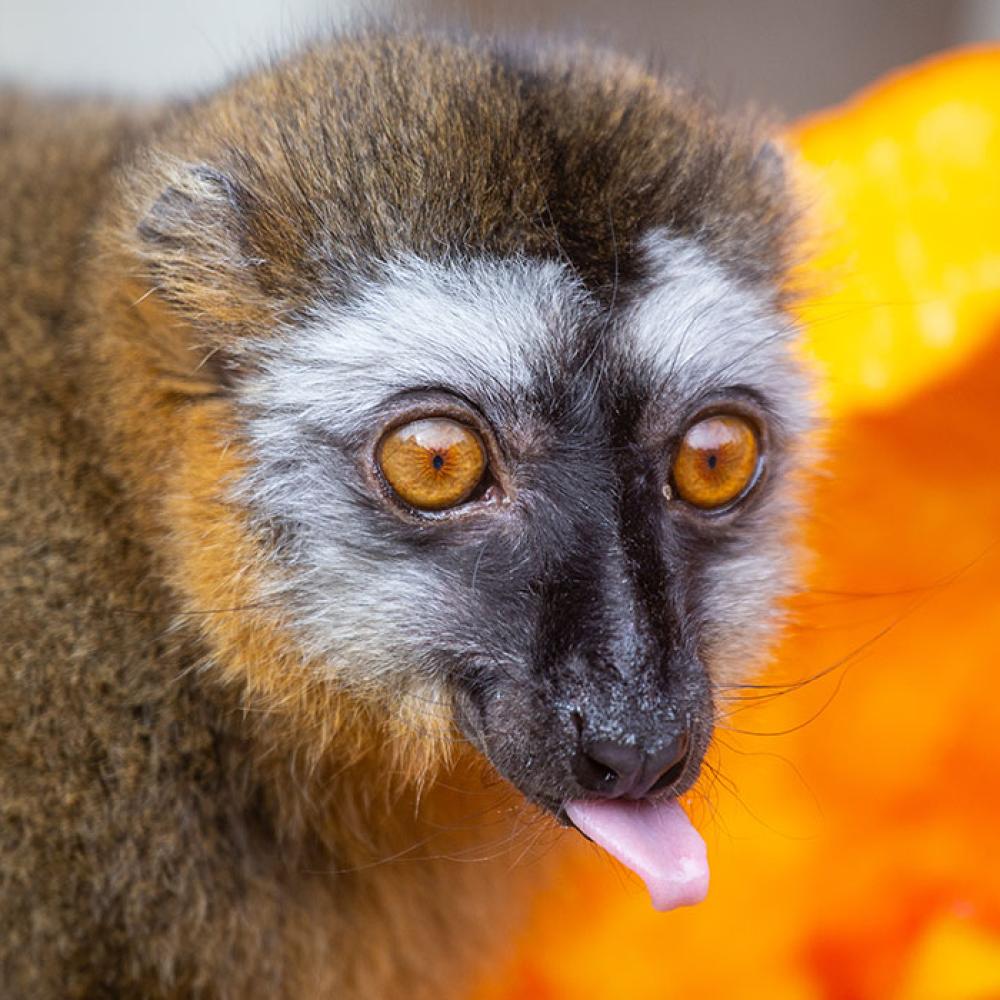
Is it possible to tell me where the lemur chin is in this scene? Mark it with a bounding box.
[0,28,811,1000]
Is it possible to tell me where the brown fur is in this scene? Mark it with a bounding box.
[0,31,790,999]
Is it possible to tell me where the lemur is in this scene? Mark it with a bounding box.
[0,28,811,1000]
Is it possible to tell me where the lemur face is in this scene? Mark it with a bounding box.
[238,239,807,814]
[131,38,810,878]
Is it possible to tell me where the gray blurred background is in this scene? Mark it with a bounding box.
[1,0,998,116]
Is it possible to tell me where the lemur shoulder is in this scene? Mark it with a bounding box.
[0,31,809,1000]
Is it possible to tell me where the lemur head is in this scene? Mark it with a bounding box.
[112,33,810,905]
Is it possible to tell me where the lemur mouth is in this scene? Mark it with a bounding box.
[551,746,709,912]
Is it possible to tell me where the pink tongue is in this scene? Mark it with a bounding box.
[564,798,709,911]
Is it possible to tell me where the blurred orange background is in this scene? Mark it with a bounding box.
[474,46,1000,1000]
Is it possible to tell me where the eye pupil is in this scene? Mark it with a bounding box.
[432,454,445,470]
[707,454,718,470]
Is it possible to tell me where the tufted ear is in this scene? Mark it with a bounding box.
[131,160,288,339]
[138,164,247,248]
[753,139,788,193]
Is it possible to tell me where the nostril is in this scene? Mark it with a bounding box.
[572,753,619,793]
[573,739,645,796]
[643,732,690,797]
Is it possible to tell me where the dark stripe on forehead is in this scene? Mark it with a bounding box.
[498,50,791,297]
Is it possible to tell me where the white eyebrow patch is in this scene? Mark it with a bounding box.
[624,232,806,422]
[243,254,597,440]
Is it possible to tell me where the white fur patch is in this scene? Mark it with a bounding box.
[235,254,596,685]
[244,255,596,440]
[625,232,809,430]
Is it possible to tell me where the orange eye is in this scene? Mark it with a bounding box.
[671,414,760,510]
[378,418,487,511]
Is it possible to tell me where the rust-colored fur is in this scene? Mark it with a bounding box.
[0,32,790,999]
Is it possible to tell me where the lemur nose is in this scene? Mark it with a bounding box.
[573,732,690,799]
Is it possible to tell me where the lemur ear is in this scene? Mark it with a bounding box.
[132,161,282,337]
[138,164,246,247]
[753,139,788,193]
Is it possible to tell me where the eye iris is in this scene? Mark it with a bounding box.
[672,415,759,509]
[378,418,486,511]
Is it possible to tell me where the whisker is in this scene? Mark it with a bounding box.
[719,538,998,708]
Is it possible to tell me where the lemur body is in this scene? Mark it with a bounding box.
[0,33,808,999]
[0,94,494,1000]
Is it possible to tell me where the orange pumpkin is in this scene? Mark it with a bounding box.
[473,46,1000,1000]
[793,46,1000,416]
